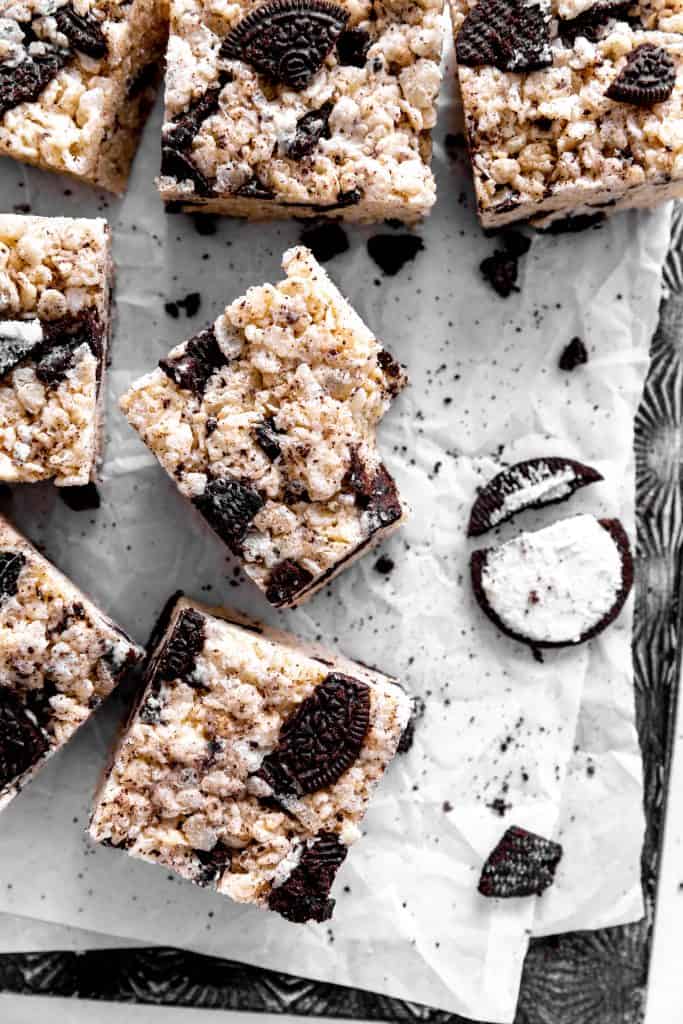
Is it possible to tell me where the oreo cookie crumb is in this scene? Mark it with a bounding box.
[373,554,395,575]
[337,27,371,67]
[165,293,202,318]
[265,559,314,605]
[397,696,426,754]
[480,250,519,297]
[268,831,348,922]
[367,234,424,275]
[0,687,49,788]
[157,608,206,682]
[193,476,264,553]
[559,337,588,371]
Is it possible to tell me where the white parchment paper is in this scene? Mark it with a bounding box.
[0,47,670,1022]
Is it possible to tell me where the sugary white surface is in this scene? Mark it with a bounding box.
[0,53,665,1023]
[480,513,623,644]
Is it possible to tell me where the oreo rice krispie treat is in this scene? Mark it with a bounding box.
[0,513,144,814]
[120,246,407,608]
[89,595,410,923]
[450,0,683,227]
[158,0,445,222]
[0,1,168,193]
[0,214,112,487]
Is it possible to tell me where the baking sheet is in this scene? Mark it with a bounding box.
[0,44,669,1022]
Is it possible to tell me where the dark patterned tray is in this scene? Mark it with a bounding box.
[1,206,682,1023]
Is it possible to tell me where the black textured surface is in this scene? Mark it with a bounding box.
[1,209,682,1019]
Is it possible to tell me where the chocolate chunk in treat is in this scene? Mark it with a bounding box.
[285,101,333,160]
[299,222,350,263]
[59,484,101,512]
[160,146,213,196]
[195,841,233,885]
[558,0,630,44]
[35,310,103,388]
[367,234,424,276]
[559,337,589,371]
[193,477,265,553]
[55,3,108,59]
[163,82,226,152]
[234,176,276,200]
[336,27,371,67]
[0,687,48,789]
[467,457,603,536]
[255,673,371,797]
[159,327,227,397]
[221,0,349,90]
[0,323,44,379]
[265,559,315,607]
[456,0,552,73]
[606,44,676,107]
[0,47,71,119]
[344,450,403,531]
[157,608,206,682]
[268,831,348,922]
[254,417,282,460]
[470,515,634,649]
[480,250,519,298]
[478,825,562,898]
[0,551,25,605]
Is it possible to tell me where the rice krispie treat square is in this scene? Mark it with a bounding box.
[120,246,407,608]
[0,514,144,813]
[0,1,168,193]
[0,214,112,487]
[89,595,410,922]
[158,0,445,223]
[450,0,683,227]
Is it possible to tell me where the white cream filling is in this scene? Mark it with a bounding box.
[480,513,623,643]
[0,318,43,345]
[490,464,577,526]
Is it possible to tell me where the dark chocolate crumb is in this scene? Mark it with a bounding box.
[480,250,519,298]
[559,337,589,371]
[373,554,395,575]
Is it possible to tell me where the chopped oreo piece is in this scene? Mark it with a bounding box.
[285,101,333,160]
[478,825,563,898]
[59,484,101,512]
[160,146,213,196]
[559,337,588,371]
[558,0,630,44]
[193,477,264,553]
[480,250,519,298]
[0,48,71,119]
[606,44,676,107]
[35,311,103,388]
[468,457,603,536]
[266,559,314,605]
[159,327,227,397]
[221,0,349,90]
[164,83,225,152]
[195,841,232,885]
[55,4,107,59]
[254,417,282,460]
[299,222,350,262]
[157,608,206,682]
[456,0,552,73]
[367,234,424,276]
[336,27,371,67]
[0,551,25,604]
[255,672,370,797]
[0,687,48,790]
[268,832,348,922]
[344,452,403,532]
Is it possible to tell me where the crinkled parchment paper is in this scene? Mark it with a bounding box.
[0,45,670,1022]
